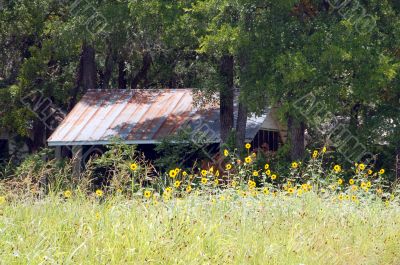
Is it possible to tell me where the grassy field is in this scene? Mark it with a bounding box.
[1,193,400,265]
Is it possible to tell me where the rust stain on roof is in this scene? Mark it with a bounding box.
[48,89,269,146]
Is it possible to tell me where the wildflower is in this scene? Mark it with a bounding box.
[263,188,269,195]
[297,189,303,196]
[322,146,327,153]
[333,165,341,173]
[385,200,390,207]
[165,187,173,193]
[214,179,219,186]
[351,185,358,191]
[302,184,308,191]
[366,181,371,188]
[251,152,256,158]
[245,156,252,163]
[63,190,72,199]
[144,190,151,198]
[0,196,6,204]
[271,174,277,180]
[337,179,343,185]
[186,185,192,193]
[174,181,181,188]
[215,170,220,177]
[363,188,369,193]
[288,188,295,194]
[201,170,207,177]
[169,169,177,178]
[338,194,344,201]
[361,182,367,189]
[345,195,350,200]
[209,167,214,173]
[287,181,292,187]
[307,184,313,190]
[312,150,318,158]
[351,195,357,202]
[201,178,208,184]
[252,171,259,177]
[174,168,180,173]
[223,149,229,156]
[248,180,256,188]
[264,163,270,170]
[358,163,366,171]
[367,169,373,175]
[231,180,238,187]
[225,164,232,170]
[376,188,382,194]
[379,169,385,175]
[130,163,138,171]
[291,162,298,169]
[266,170,271,176]
[182,171,188,177]
[245,143,251,149]
[95,189,103,197]
[349,179,355,185]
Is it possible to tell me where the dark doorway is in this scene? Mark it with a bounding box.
[0,139,9,161]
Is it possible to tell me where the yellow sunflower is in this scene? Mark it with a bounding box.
[174,181,181,188]
[333,165,341,173]
[245,143,251,149]
[223,149,229,156]
[225,164,232,170]
[201,178,208,184]
[64,190,72,199]
[271,174,277,180]
[95,189,103,197]
[169,169,177,178]
[245,156,252,163]
[130,163,138,171]
[291,162,298,169]
[144,190,151,198]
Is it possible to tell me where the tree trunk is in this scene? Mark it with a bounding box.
[30,119,46,153]
[219,55,234,147]
[69,42,97,110]
[288,115,305,161]
[235,101,248,149]
[131,51,152,89]
[101,41,116,89]
[118,60,127,89]
[81,42,97,90]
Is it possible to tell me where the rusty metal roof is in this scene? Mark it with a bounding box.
[48,89,271,146]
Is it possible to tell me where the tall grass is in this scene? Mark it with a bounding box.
[1,193,400,264]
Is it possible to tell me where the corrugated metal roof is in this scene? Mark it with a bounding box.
[48,89,271,146]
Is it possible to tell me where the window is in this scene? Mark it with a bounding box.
[0,139,9,161]
[250,130,281,152]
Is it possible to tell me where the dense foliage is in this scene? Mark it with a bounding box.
[0,0,399,178]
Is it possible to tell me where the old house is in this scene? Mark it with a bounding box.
[47,89,287,172]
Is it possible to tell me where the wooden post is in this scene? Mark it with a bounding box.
[72,145,83,179]
[55,146,62,160]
